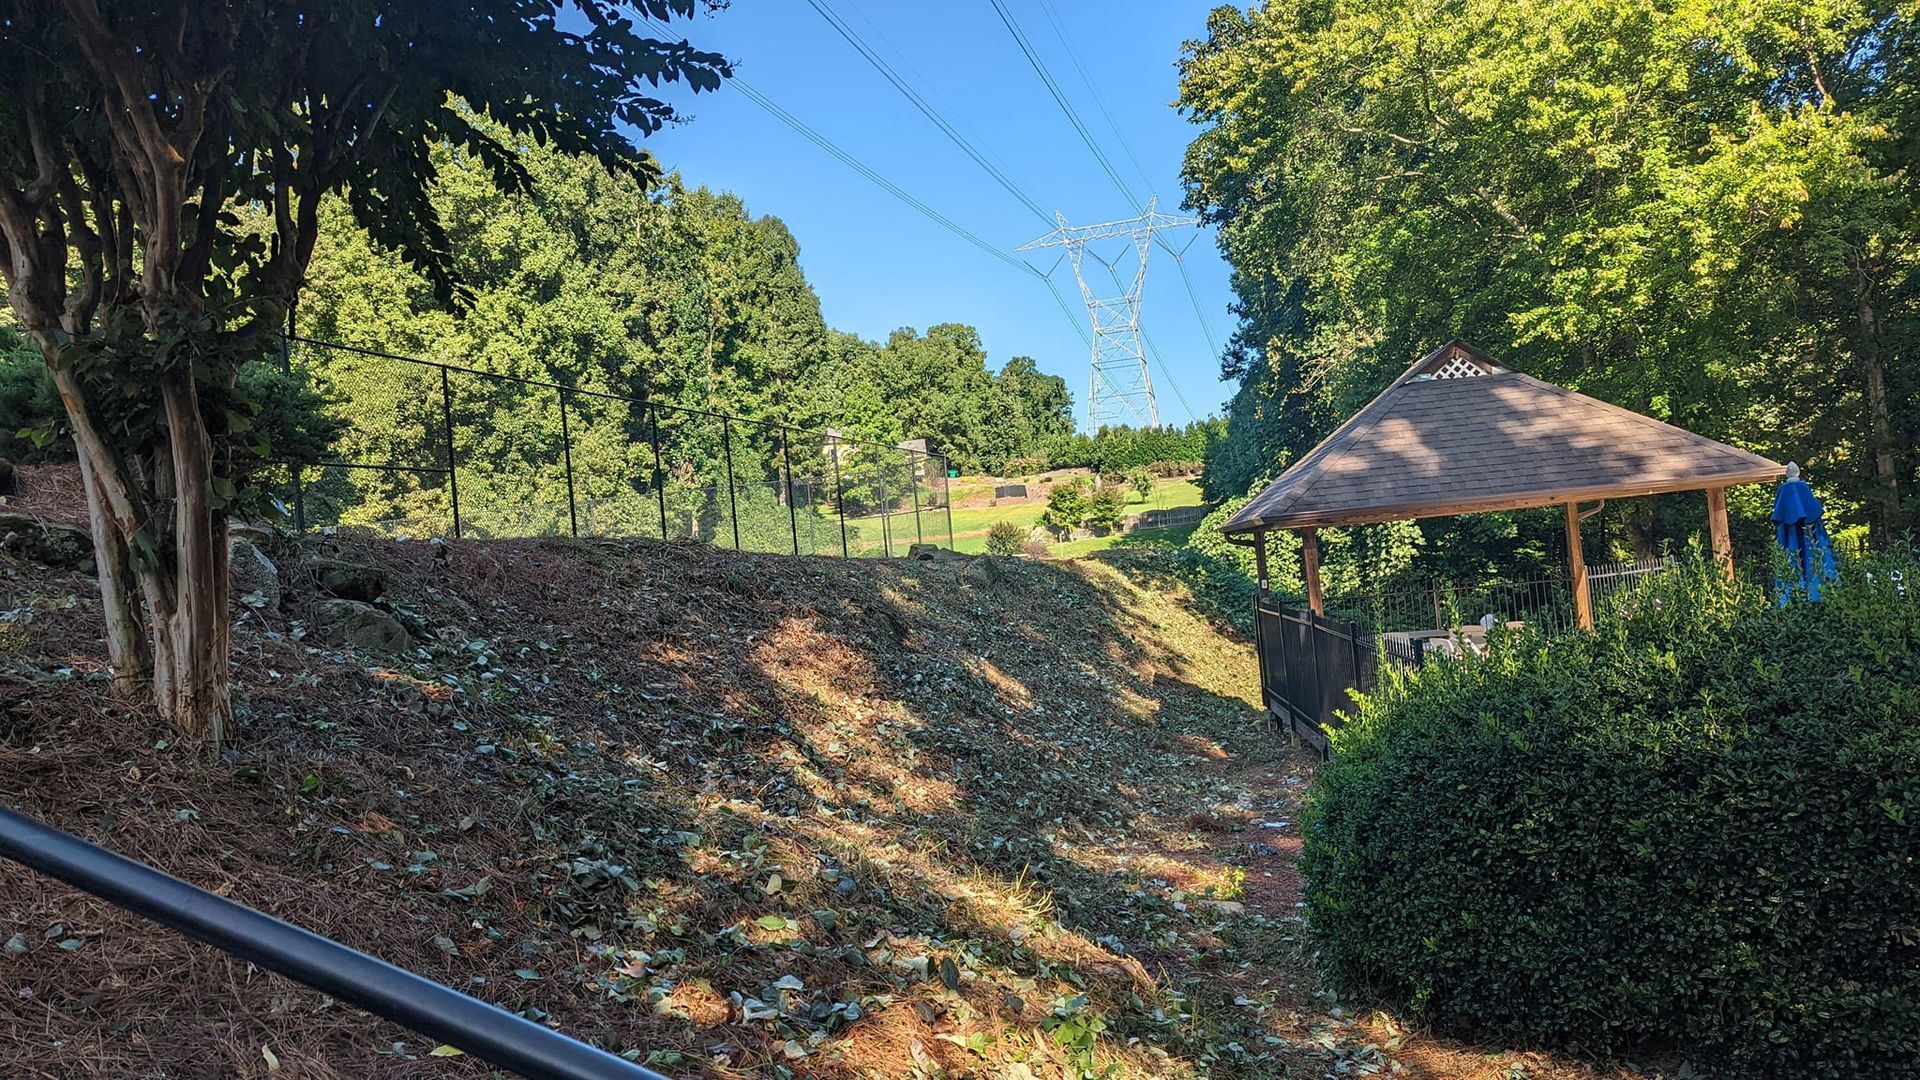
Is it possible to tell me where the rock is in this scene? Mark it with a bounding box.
[1203,899,1247,916]
[0,511,93,572]
[228,537,281,611]
[0,458,15,496]
[229,521,275,545]
[312,598,410,654]
[907,543,940,560]
[963,556,1006,588]
[302,557,386,603]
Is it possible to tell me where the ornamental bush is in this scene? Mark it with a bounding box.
[1303,556,1920,1076]
[985,519,1026,557]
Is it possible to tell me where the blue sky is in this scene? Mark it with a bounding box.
[636,1,1236,428]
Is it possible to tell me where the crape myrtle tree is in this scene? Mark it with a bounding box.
[0,1,728,741]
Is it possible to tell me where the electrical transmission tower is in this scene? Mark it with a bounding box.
[1018,197,1198,431]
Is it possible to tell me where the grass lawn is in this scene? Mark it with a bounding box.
[1048,522,1198,557]
[943,477,1205,554]
[764,476,1206,557]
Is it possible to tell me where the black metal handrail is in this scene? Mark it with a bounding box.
[0,805,669,1080]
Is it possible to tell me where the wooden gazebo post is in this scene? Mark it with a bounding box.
[1706,487,1734,581]
[1300,527,1325,616]
[1564,502,1592,630]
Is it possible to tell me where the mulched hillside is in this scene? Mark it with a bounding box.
[0,523,1640,1079]
[1,528,1350,1079]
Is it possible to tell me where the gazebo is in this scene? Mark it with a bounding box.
[1222,341,1784,630]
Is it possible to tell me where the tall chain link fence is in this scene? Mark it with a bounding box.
[278,337,952,556]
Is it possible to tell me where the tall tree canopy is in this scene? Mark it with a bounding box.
[0,1,728,739]
[292,132,1078,529]
[1180,0,1918,545]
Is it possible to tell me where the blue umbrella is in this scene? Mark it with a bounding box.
[1771,462,1838,602]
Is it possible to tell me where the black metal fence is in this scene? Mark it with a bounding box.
[1298,558,1674,638]
[280,336,953,556]
[1258,558,1674,756]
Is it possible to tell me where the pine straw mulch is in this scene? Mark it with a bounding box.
[1,535,1644,1079]
[1,462,89,531]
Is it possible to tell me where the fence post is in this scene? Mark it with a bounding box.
[279,330,308,533]
[781,430,799,556]
[877,476,891,557]
[439,365,461,540]
[648,407,669,540]
[830,442,850,558]
[942,458,954,549]
[910,454,923,547]
[721,416,741,551]
[558,388,578,538]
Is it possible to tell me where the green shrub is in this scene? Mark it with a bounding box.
[1303,556,1920,1076]
[985,519,1026,557]
[0,330,59,462]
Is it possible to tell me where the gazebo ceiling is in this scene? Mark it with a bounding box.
[1222,341,1785,534]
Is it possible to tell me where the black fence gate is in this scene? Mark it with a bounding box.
[1254,595,1421,757]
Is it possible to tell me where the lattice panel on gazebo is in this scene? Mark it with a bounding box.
[1432,355,1488,379]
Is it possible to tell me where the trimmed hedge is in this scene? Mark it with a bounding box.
[1303,557,1920,1075]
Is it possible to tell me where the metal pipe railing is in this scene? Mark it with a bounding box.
[0,805,668,1080]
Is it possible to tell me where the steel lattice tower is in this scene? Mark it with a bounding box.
[1018,197,1198,431]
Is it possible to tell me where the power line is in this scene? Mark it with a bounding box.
[1140,326,1198,423]
[984,0,1139,208]
[1165,242,1223,360]
[1032,0,1156,195]
[726,77,1027,276]
[804,0,1054,225]
[634,16,1100,400]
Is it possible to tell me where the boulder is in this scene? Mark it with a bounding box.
[0,511,93,572]
[963,555,1006,588]
[229,521,275,545]
[907,543,940,560]
[228,537,281,611]
[312,598,410,654]
[302,557,386,603]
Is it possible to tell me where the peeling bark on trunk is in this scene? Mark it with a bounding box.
[71,440,149,693]
[150,375,233,743]
[46,344,234,742]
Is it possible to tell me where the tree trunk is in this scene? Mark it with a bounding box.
[48,351,234,742]
[71,441,150,694]
[151,376,233,742]
[1857,273,1900,542]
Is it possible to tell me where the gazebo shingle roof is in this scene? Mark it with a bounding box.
[1223,342,1784,533]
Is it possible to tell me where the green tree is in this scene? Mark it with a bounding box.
[1180,0,1918,543]
[1040,479,1090,536]
[993,355,1074,467]
[1085,485,1127,534]
[1127,466,1155,503]
[0,1,727,739]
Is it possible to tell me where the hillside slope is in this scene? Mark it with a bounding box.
[1,533,1348,1078]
